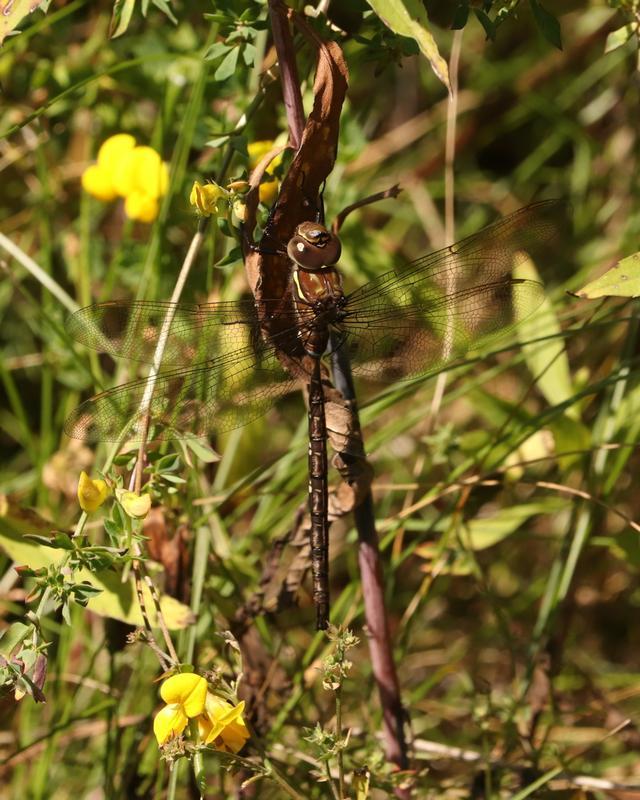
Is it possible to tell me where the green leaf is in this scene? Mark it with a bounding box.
[183,437,220,463]
[0,0,41,45]
[574,252,640,299]
[155,453,182,472]
[109,0,137,39]
[0,622,31,656]
[462,501,565,550]
[529,0,562,50]
[515,257,576,417]
[242,42,257,67]
[23,531,74,549]
[216,244,243,268]
[214,46,240,82]
[548,413,591,471]
[205,41,231,61]
[417,499,565,575]
[604,23,638,54]
[150,0,177,25]
[365,0,450,92]
[0,499,193,630]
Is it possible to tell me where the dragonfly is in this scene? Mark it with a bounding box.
[64,199,561,629]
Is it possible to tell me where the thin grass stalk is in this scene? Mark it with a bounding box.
[131,220,208,492]
[0,233,78,313]
[426,28,463,430]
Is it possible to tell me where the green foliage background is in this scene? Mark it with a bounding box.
[1,0,640,797]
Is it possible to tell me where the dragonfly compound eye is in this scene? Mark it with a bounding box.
[287,222,342,270]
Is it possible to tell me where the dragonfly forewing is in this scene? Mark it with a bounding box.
[345,199,563,311]
[67,298,301,367]
[338,199,563,381]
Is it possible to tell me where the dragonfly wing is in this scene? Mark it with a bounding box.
[67,299,301,366]
[345,199,563,312]
[64,340,300,442]
[339,278,545,381]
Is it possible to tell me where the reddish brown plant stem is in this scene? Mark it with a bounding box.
[268,0,305,148]
[332,184,402,235]
[331,342,410,782]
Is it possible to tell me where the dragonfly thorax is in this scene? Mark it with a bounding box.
[287,221,342,269]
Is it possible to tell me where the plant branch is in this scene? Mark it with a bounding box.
[331,185,401,235]
[268,0,305,149]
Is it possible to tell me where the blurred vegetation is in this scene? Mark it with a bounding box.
[1,0,640,798]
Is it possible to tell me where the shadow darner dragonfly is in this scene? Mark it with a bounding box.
[65,199,561,629]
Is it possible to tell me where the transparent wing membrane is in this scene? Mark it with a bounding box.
[66,201,561,441]
[64,340,299,442]
[341,279,545,380]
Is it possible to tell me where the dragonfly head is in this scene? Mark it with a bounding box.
[287,221,342,270]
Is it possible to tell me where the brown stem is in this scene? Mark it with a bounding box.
[268,0,305,149]
[132,558,172,671]
[331,185,402,235]
[330,343,411,787]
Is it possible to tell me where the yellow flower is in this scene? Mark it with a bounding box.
[82,134,168,223]
[247,139,282,170]
[81,165,118,202]
[128,146,168,199]
[82,134,136,202]
[77,471,110,512]
[246,140,281,206]
[124,191,159,223]
[259,178,279,206]
[97,134,136,169]
[115,488,151,519]
[154,673,208,746]
[189,180,228,217]
[198,693,249,753]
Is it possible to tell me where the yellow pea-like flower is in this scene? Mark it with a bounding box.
[189,180,228,217]
[115,488,151,519]
[128,146,169,200]
[81,165,118,202]
[81,134,167,223]
[153,703,188,746]
[97,134,136,170]
[247,139,282,170]
[154,673,208,745]
[124,191,159,223]
[197,693,249,753]
[77,471,110,513]
[259,178,279,206]
[111,149,138,198]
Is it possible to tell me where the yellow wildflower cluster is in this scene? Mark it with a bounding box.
[76,472,151,519]
[153,673,249,753]
[82,134,168,223]
[188,139,281,221]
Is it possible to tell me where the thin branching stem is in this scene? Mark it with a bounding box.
[268,0,305,148]
[335,685,345,799]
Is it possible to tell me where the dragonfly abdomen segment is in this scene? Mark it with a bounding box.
[308,356,330,630]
